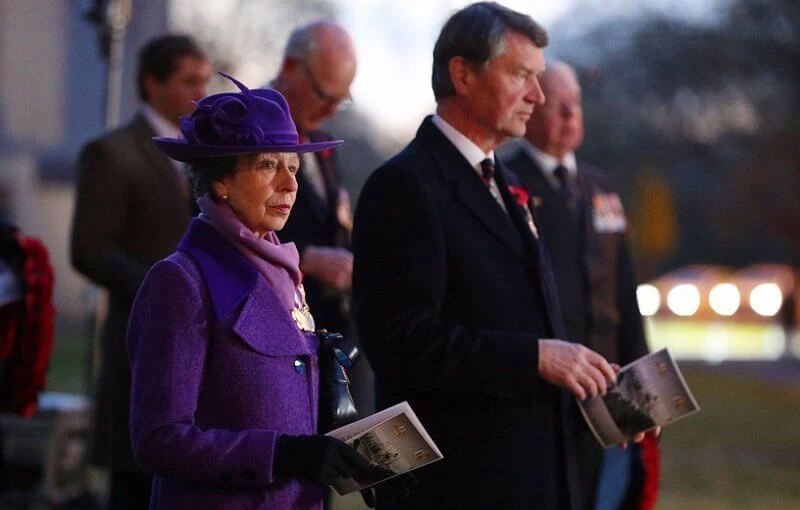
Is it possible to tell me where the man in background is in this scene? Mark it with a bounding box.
[71,35,210,509]
[501,60,658,510]
[269,21,357,337]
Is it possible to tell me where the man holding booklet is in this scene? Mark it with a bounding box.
[352,2,647,509]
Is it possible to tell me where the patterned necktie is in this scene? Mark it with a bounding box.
[480,158,505,209]
[480,158,495,186]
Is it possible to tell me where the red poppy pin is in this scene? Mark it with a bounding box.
[507,184,539,238]
[507,185,530,207]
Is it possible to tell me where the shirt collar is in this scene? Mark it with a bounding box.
[522,141,577,187]
[142,104,181,139]
[431,115,494,173]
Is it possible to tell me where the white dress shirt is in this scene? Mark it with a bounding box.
[142,105,190,198]
[142,105,185,172]
[431,115,507,212]
[522,141,578,191]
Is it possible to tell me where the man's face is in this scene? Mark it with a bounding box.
[283,49,356,133]
[465,31,546,148]
[146,56,212,125]
[525,66,584,157]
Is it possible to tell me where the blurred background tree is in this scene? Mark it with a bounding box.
[169,0,335,86]
[552,0,799,279]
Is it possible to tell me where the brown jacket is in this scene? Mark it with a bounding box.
[71,113,191,471]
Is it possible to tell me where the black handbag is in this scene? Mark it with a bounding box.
[317,330,360,432]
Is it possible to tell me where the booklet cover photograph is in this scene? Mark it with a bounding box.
[578,348,701,447]
[326,401,443,494]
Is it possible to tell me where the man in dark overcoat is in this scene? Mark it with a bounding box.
[352,4,618,509]
[70,35,210,509]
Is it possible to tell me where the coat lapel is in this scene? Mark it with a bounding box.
[505,148,588,244]
[233,283,316,356]
[497,153,567,340]
[417,119,524,259]
[178,219,315,356]
[505,150,556,213]
[495,163,540,254]
[178,219,259,321]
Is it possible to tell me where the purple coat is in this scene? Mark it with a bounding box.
[126,219,323,509]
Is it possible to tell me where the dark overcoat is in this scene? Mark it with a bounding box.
[127,219,323,509]
[71,114,192,470]
[352,117,582,510]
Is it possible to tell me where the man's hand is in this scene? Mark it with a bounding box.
[538,339,616,400]
[300,246,353,291]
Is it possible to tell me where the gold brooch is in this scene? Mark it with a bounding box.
[292,284,316,332]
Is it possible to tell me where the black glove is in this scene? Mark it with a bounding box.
[360,472,418,508]
[274,435,371,486]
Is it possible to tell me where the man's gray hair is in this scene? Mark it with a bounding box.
[282,23,319,62]
[432,2,548,102]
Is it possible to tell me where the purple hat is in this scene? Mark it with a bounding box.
[153,73,342,162]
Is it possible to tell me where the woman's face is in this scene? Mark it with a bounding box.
[214,152,300,237]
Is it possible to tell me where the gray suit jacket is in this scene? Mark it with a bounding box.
[71,113,192,471]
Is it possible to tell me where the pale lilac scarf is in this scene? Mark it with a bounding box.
[197,193,301,310]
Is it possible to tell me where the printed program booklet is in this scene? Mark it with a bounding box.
[578,347,700,447]
[325,401,443,495]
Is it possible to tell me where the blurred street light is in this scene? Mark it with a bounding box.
[637,284,661,317]
[639,264,798,361]
[709,283,741,316]
[731,265,795,322]
[749,283,783,317]
[667,283,701,316]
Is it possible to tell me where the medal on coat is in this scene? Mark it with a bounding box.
[521,204,539,239]
[291,284,316,332]
[336,187,353,234]
[591,192,627,233]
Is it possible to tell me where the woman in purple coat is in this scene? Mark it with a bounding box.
[126,74,369,509]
